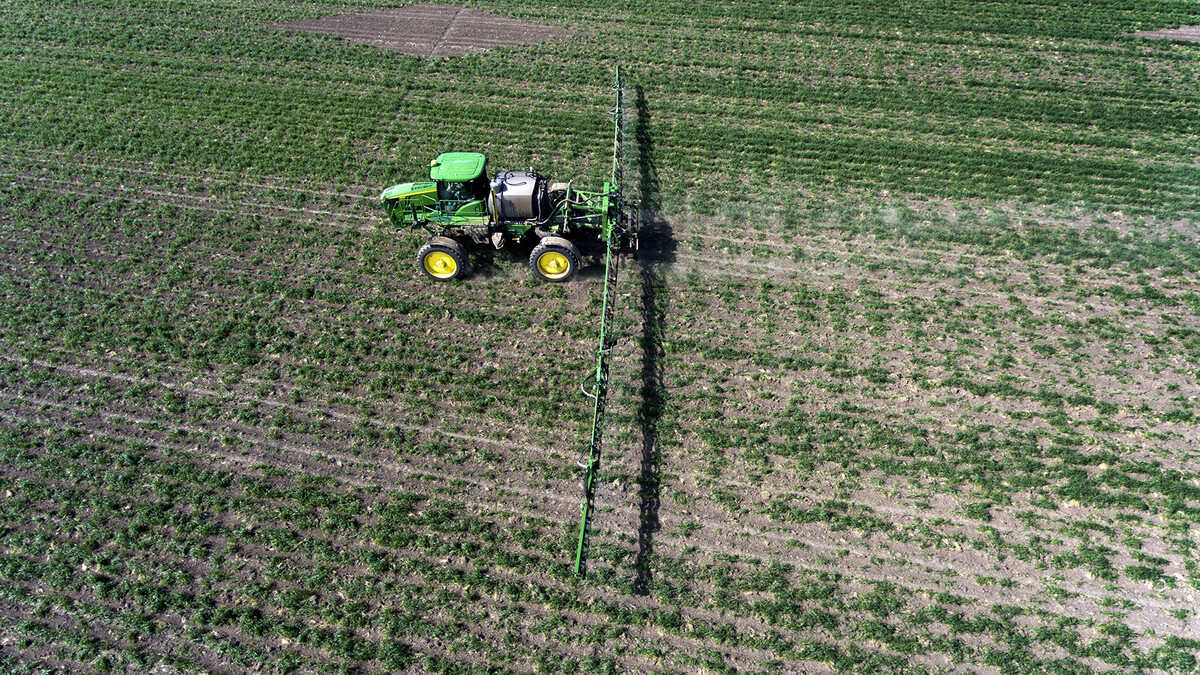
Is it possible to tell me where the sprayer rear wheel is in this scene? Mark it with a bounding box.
[417,237,468,281]
[529,237,581,283]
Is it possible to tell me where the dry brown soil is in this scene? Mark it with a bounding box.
[1129,25,1200,42]
[273,3,572,57]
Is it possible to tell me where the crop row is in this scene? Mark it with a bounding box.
[4,163,1197,457]
[3,406,1197,674]
[3,234,1198,673]
[485,0,1200,41]
[4,0,1200,671]
[2,0,1197,216]
[3,173,1196,668]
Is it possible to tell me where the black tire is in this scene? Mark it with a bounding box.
[417,237,468,281]
[529,236,581,283]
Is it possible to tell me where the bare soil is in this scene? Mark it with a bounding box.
[1129,25,1200,42]
[272,3,572,58]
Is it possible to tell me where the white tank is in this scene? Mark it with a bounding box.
[489,171,550,221]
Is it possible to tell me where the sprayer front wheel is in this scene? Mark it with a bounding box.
[417,237,468,281]
[529,237,581,283]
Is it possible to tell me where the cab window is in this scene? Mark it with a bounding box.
[438,181,473,203]
[441,177,490,201]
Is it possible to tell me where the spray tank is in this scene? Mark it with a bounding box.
[487,170,551,221]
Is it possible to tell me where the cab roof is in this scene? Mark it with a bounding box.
[429,152,487,182]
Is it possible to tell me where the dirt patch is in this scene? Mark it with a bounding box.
[273,3,572,57]
[1129,25,1200,42]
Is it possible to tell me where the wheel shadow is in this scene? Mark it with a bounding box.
[631,83,674,596]
[571,228,610,281]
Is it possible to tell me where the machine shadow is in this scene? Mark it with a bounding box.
[570,229,610,281]
[631,83,673,596]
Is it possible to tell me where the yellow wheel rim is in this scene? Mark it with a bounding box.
[536,251,572,279]
[423,250,458,279]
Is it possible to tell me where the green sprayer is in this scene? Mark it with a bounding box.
[380,71,635,284]
[380,69,636,577]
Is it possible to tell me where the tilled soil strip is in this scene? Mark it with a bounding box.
[272,4,571,58]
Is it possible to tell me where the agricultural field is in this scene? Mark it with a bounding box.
[2,0,1200,673]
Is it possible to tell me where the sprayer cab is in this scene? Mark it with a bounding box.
[429,152,491,204]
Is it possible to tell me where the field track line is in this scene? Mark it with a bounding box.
[2,405,1188,643]
[8,152,369,200]
[3,394,1180,616]
[0,541,840,675]
[429,3,467,58]
[0,355,560,456]
[7,175,376,226]
[649,247,1197,332]
[0,402,605,551]
[0,387,594,523]
[6,353,1190,557]
[0,400,1010,622]
[0,596,241,675]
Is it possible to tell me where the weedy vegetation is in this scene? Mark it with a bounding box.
[1,0,1198,672]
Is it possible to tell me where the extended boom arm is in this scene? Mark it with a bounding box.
[574,67,631,578]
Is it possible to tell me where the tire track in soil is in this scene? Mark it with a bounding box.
[0,584,355,674]
[0,496,1110,675]
[271,4,571,59]
[428,3,466,58]
[0,233,423,320]
[7,156,1197,654]
[8,150,369,201]
[0,455,770,674]
[633,244,1195,437]
[0,395,868,568]
[6,331,1178,578]
[3,356,1184,656]
[3,385,1177,622]
[0,502,967,675]
[8,149,1101,313]
[4,206,1190,482]
[1,177,617,339]
[5,174,378,229]
[0,390,595,535]
[0,463,927,675]
[0,354,552,453]
[14,151,1178,301]
[0,253,596,356]
[0,417,854,673]
[3,174,373,231]
[0,551,567,675]
[24,199,1141,392]
[0,286,600,436]
[0,209,606,335]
